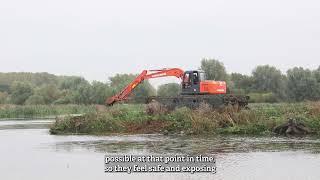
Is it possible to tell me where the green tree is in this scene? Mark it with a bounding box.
[0,91,9,104]
[287,67,320,101]
[251,65,287,99]
[109,74,156,100]
[90,81,113,104]
[70,84,93,104]
[252,65,283,92]
[53,90,72,104]
[230,73,254,93]
[35,84,61,104]
[157,83,181,97]
[9,82,34,105]
[0,84,10,92]
[59,76,89,90]
[200,58,228,80]
[313,66,320,83]
[0,72,58,87]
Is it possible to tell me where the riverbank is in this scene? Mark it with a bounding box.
[50,102,320,136]
[0,104,96,119]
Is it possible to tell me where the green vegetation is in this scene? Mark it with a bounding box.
[0,72,155,105]
[200,59,320,103]
[50,102,320,136]
[1,59,320,106]
[157,83,181,97]
[0,104,96,119]
[201,58,228,81]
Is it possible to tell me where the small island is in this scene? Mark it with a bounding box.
[50,102,320,136]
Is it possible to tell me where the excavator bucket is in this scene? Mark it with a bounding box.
[106,97,116,106]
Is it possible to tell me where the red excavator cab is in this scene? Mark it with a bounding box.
[181,70,227,95]
[200,81,227,94]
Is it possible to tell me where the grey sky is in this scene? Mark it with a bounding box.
[1,0,320,86]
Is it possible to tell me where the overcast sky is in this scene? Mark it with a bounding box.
[1,0,319,86]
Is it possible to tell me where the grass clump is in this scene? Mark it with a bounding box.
[50,104,156,135]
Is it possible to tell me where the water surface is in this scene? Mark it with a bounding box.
[0,119,320,180]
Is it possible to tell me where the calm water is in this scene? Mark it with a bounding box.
[1,119,320,180]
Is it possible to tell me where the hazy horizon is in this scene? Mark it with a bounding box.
[1,0,320,86]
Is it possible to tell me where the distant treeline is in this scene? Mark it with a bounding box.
[0,72,155,105]
[0,59,319,105]
[200,59,320,103]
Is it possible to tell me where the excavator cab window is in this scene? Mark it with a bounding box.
[199,72,206,81]
[193,72,199,84]
[183,73,191,88]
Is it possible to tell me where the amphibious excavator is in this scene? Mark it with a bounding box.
[106,68,249,109]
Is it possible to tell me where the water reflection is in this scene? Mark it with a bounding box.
[52,134,320,155]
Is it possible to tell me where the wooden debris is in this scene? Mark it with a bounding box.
[146,100,168,115]
[274,118,312,135]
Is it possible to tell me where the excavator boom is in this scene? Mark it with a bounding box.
[106,68,184,105]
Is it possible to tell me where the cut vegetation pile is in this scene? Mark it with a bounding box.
[50,102,320,136]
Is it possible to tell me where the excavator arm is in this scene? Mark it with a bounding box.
[106,68,184,106]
